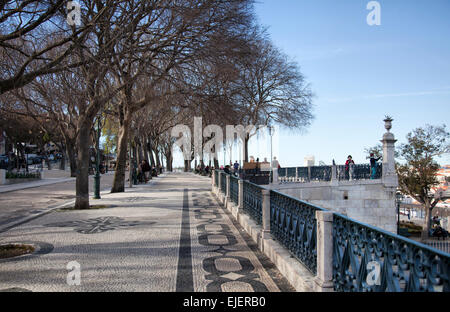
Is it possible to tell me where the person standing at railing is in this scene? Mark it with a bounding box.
[345,155,355,180]
[369,153,382,179]
[233,160,239,175]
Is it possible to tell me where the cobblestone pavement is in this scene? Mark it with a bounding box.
[0,172,119,229]
[0,172,294,292]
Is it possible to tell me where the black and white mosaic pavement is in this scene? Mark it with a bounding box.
[0,173,293,292]
[44,216,154,234]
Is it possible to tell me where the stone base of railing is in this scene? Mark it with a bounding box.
[212,188,316,292]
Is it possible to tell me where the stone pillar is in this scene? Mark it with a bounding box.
[261,189,271,239]
[349,163,354,181]
[381,117,398,188]
[238,180,244,210]
[272,168,279,185]
[314,210,334,292]
[331,164,338,186]
[0,169,5,185]
[212,170,215,189]
[218,171,222,195]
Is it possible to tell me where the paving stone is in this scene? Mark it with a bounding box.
[0,173,294,292]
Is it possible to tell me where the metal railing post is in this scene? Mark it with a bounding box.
[314,210,334,292]
[225,174,231,205]
[262,189,271,239]
[218,171,222,195]
[238,180,244,211]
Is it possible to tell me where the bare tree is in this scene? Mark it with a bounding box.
[235,31,314,161]
[0,0,107,94]
[110,0,254,192]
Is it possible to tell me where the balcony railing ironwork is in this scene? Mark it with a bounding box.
[230,175,239,205]
[279,163,383,183]
[333,213,450,292]
[220,171,227,193]
[214,169,219,186]
[213,168,449,292]
[270,190,325,274]
[243,180,263,225]
[310,166,332,182]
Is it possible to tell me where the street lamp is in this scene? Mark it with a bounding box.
[396,191,404,235]
[268,125,274,183]
[93,115,101,199]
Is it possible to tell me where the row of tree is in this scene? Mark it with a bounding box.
[0,1,314,209]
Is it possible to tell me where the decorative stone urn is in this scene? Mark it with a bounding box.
[384,116,393,132]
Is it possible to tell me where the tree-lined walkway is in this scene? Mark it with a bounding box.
[0,173,293,292]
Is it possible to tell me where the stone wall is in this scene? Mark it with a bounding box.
[272,179,397,233]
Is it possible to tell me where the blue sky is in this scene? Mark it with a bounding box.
[173,0,450,168]
[251,0,450,167]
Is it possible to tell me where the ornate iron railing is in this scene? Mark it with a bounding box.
[336,165,347,181]
[337,164,382,181]
[230,175,239,205]
[278,168,287,178]
[270,190,326,274]
[333,213,450,292]
[297,166,309,181]
[310,166,332,181]
[287,167,296,178]
[354,164,381,180]
[220,171,227,193]
[279,163,383,183]
[243,180,263,225]
[279,167,309,183]
[214,169,219,186]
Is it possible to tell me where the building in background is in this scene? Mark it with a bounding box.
[434,165,450,208]
[304,155,315,167]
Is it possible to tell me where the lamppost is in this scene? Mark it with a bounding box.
[396,191,404,235]
[93,115,101,199]
[268,125,274,183]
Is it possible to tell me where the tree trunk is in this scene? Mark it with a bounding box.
[164,150,173,172]
[58,143,66,170]
[143,137,150,164]
[184,159,191,172]
[153,146,161,168]
[66,142,78,177]
[111,108,131,193]
[74,118,92,210]
[148,140,156,167]
[244,134,249,163]
[136,137,144,164]
[421,202,432,241]
[129,142,135,187]
[59,153,66,170]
